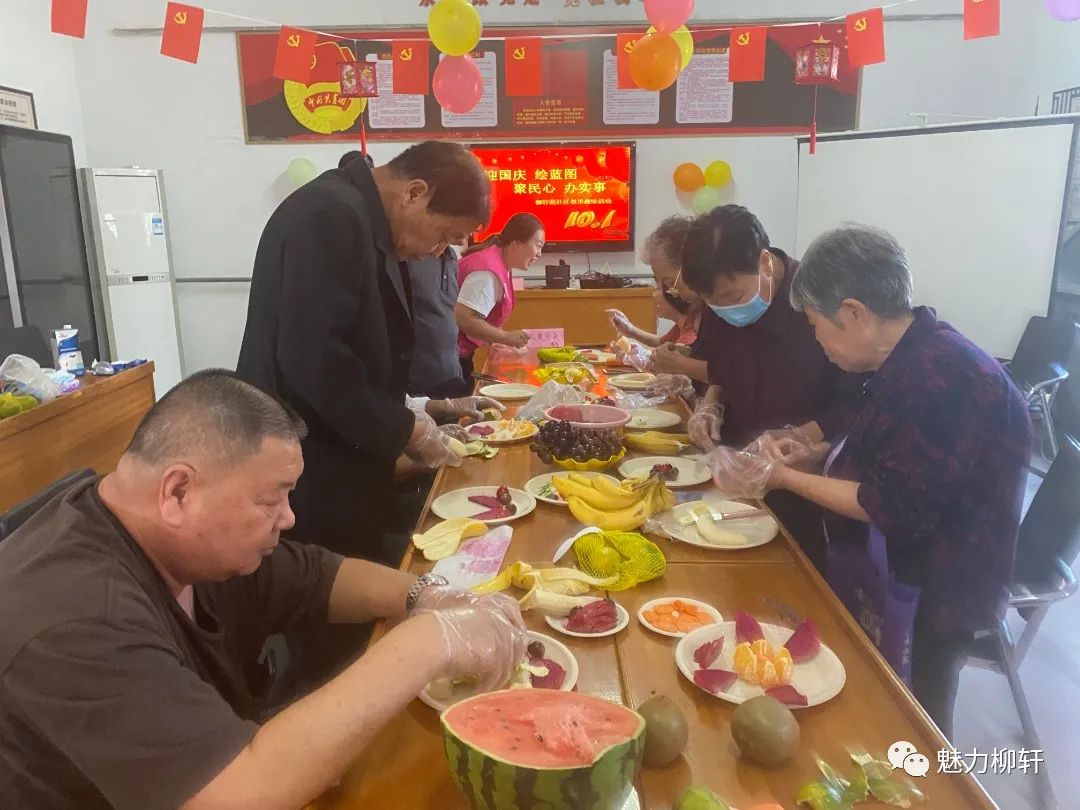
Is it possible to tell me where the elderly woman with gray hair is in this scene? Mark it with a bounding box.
[606,215,708,382]
[724,224,1030,738]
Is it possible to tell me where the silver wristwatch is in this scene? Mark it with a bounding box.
[405,572,450,613]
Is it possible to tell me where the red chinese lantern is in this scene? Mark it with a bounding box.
[794,36,841,85]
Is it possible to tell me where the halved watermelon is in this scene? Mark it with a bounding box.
[442,689,645,809]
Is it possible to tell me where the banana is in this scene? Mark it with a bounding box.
[567,494,653,532]
[566,472,597,487]
[686,503,746,546]
[447,437,469,457]
[519,583,596,616]
[412,518,487,561]
[534,566,616,593]
[623,431,693,454]
[589,475,651,508]
[472,561,531,594]
[552,475,643,511]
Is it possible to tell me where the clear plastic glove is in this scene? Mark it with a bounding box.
[501,330,530,349]
[611,336,653,371]
[412,584,482,615]
[644,373,695,401]
[648,342,691,374]
[425,592,529,693]
[438,423,472,443]
[405,411,463,469]
[745,426,828,468]
[433,395,506,422]
[688,401,723,451]
[605,308,632,336]
[703,446,774,500]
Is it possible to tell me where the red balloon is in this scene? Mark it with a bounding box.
[433,55,484,114]
[644,0,695,34]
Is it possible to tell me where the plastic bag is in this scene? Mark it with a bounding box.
[611,336,653,372]
[702,445,774,500]
[516,380,585,424]
[0,354,60,402]
[604,387,668,411]
[573,529,667,591]
[488,343,529,363]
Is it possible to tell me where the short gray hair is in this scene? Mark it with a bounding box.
[790,224,913,319]
[641,215,692,269]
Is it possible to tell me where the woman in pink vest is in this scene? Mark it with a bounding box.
[455,213,545,378]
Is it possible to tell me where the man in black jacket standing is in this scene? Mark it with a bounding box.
[237,142,491,565]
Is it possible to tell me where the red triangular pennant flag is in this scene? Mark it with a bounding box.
[51,0,88,39]
[846,8,885,67]
[505,38,542,97]
[964,0,1000,40]
[161,3,204,64]
[728,26,767,83]
[273,27,317,83]
[616,34,641,90]
[392,41,429,95]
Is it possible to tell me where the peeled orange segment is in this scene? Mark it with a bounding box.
[732,638,793,687]
[750,639,774,659]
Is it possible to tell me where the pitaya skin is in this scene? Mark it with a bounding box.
[735,611,765,643]
[783,619,821,663]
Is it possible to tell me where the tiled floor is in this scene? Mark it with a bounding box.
[952,470,1077,810]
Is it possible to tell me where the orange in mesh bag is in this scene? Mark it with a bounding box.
[572,530,666,591]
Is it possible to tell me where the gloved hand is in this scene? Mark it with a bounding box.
[431,395,506,423]
[649,342,693,376]
[605,308,632,336]
[688,400,723,451]
[424,592,529,693]
[502,330,530,349]
[644,372,695,401]
[438,423,472,443]
[405,411,463,469]
[703,446,774,500]
[745,426,828,467]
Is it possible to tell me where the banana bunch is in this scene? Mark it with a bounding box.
[553,473,676,532]
[622,431,695,454]
[472,561,616,617]
[411,518,487,561]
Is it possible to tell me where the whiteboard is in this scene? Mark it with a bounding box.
[796,122,1075,358]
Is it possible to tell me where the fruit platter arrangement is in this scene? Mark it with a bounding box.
[533,362,598,387]
[465,418,538,444]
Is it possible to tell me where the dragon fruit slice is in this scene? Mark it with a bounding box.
[469,424,495,437]
[468,494,503,508]
[765,684,808,706]
[529,657,567,690]
[735,611,765,644]
[692,668,737,694]
[472,504,515,520]
[783,619,821,663]
[692,637,725,670]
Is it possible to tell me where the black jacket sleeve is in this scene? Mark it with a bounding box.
[275,203,416,456]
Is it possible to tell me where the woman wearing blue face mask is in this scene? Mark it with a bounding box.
[681,205,863,569]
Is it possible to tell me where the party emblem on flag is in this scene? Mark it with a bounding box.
[161,3,205,64]
[283,42,367,135]
[728,26,767,83]
[505,37,542,96]
[846,7,885,67]
[392,41,430,94]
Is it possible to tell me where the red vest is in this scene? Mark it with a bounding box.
[456,243,516,358]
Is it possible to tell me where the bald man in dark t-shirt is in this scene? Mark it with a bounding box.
[0,371,526,810]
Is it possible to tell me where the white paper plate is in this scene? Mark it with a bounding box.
[419,631,579,712]
[579,350,616,365]
[618,455,710,488]
[608,372,657,391]
[676,621,847,708]
[479,383,540,401]
[654,496,778,550]
[431,486,537,524]
[637,597,723,638]
[626,408,682,430]
[464,420,538,445]
[524,471,621,506]
[545,597,630,638]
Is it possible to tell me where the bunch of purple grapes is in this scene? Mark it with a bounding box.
[531,420,622,464]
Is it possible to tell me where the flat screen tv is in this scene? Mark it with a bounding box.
[469,142,635,252]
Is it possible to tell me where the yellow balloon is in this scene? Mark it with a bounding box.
[704,160,732,188]
[428,0,483,57]
[649,24,694,70]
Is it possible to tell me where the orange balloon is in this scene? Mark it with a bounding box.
[673,162,704,193]
[628,32,682,91]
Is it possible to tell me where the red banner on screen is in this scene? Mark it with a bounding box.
[470,144,634,252]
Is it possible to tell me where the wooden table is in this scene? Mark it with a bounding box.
[505,287,657,346]
[0,363,155,512]
[315,351,996,810]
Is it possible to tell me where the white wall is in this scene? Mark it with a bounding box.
[0,0,88,162]
[65,0,1080,371]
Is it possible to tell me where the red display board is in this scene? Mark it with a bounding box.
[470,143,634,252]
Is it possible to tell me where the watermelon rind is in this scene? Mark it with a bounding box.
[442,690,646,810]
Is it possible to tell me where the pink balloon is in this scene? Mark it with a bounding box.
[1044,0,1080,21]
[644,0,695,34]
[433,55,484,114]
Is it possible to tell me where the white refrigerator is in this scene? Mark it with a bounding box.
[79,168,185,398]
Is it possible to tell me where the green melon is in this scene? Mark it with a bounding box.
[441,689,646,810]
